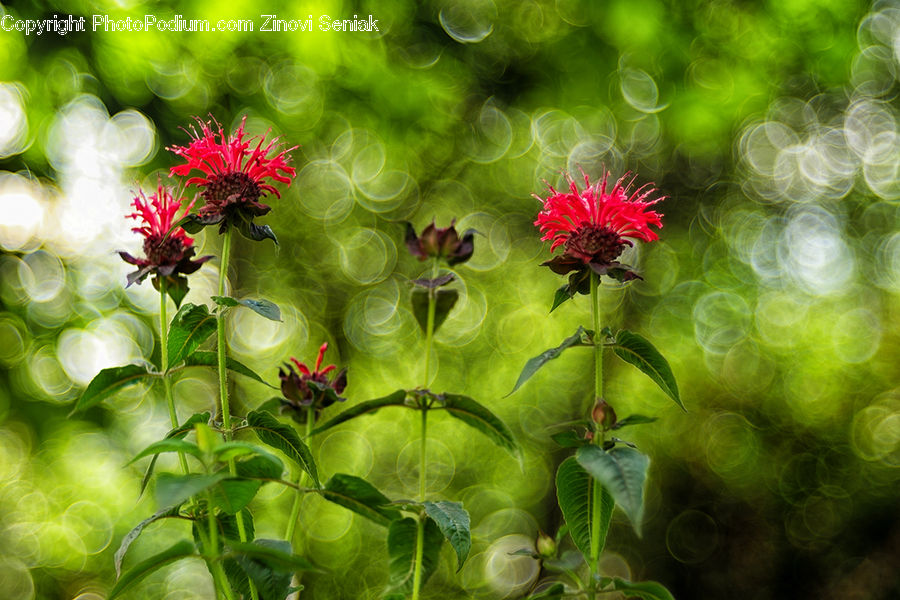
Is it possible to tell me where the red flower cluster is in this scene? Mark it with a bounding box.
[279,343,348,423]
[119,184,211,306]
[535,171,663,281]
[167,116,296,241]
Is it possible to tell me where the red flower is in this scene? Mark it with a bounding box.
[167,116,296,242]
[534,171,663,281]
[119,184,211,306]
[278,343,347,423]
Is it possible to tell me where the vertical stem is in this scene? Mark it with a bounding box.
[285,406,315,543]
[159,278,190,475]
[215,227,258,600]
[589,271,604,599]
[412,269,437,600]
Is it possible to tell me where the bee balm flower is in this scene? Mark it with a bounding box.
[278,343,348,423]
[167,116,296,242]
[118,184,211,307]
[534,171,663,282]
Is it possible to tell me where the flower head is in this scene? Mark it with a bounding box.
[278,343,347,423]
[534,171,663,281]
[118,183,211,306]
[167,116,296,242]
[405,220,475,266]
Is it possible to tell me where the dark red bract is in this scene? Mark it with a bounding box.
[278,343,347,423]
[405,220,475,266]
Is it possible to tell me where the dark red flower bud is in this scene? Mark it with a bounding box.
[405,220,475,266]
[277,343,347,423]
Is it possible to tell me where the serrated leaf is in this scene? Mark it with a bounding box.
[128,439,203,465]
[423,501,471,570]
[576,446,649,538]
[386,517,443,596]
[309,389,408,436]
[180,351,274,387]
[114,506,181,577]
[439,394,520,458]
[246,410,319,487]
[155,473,226,508]
[167,303,216,366]
[556,457,613,561]
[508,327,591,396]
[610,330,683,411]
[612,415,659,430]
[70,364,152,414]
[411,289,458,334]
[109,540,196,599]
[607,577,676,600]
[212,296,282,322]
[321,474,401,526]
[140,412,210,495]
[527,583,566,599]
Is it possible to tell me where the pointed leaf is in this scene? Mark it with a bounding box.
[212,296,282,322]
[551,431,590,448]
[527,583,566,599]
[610,330,683,411]
[109,540,196,599]
[607,578,676,600]
[140,412,210,495]
[550,285,573,313]
[386,517,443,596]
[246,410,319,487]
[224,540,297,600]
[155,473,226,508]
[612,415,658,430]
[309,389,408,436]
[181,351,274,387]
[321,474,401,526]
[507,327,591,396]
[213,479,261,515]
[70,364,152,414]
[576,445,649,537]
[235,454,285,480]
[167,303,216,366]
[411,289,458,334]
[423,501,471,570]
[556,457,613,561]
[225,540,318,572]
[114,506,181,577]
[128,439,203,465]
[439,394,520,458]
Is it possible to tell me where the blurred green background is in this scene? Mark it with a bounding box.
[1,0,899,598]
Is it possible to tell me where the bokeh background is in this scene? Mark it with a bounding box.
[1,0,899,598]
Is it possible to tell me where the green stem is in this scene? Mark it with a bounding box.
[285,406,315,543]
[589,272,603,599]
[412,278,436,600]
[159,278,191,475]
[215,227,258,600]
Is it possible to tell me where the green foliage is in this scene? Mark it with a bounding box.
[166,303,217,366]
[309,390,408,435]
[109,540,196,599]
[412,289,458,334]
[508,327,592,395]
[181,351,273,386]
[212,296,283,321]
[576,446,649,537]
[70,364,152,414]
[556,457,613,560]
[608,330,683,411]
[321,473,401,526]
[423,501,471,570]
[439,394,520,458]
[385,517,443,597]
[599,577,676,600]
[246,410,319,487]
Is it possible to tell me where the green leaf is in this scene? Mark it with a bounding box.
[109,540,196,599]
[423,501,471,570]
[527,583,566,599]
[70,364,152,414]
[212,296,282,322]
[233,452,285,481]
[224,540,299,600]
[159,274,189,309]
[167,303,217,366]
[439,394,520,458]
[309,389,408,436]
[556,457,614,560]
[114,506,181,577]
[246,410,319,487]
[612,415,659,430]
[575,446,649,537]
[606,577,676,600]
[321,474,401,526]
[386,517,443,596]
[411,289,459,334]
[609,330,683,411]
[213,479,261,515]
[225,540,318,572]
[155,473,226,508]
[140,413,210,496]
[551,431,590,448]
[550,285,573,313]
[128,439,203,465]
[234,217,278,244]
[181,351,274,387]
[507,327,591,396]
[213,441,280,464]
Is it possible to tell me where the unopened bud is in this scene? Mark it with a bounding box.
[591,399,617,428]
[536,531,557,559]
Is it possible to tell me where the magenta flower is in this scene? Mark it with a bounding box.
[535,171,663,282]
[278,343,348,423]
[167,116,296,242]
[119,184,211,307]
